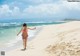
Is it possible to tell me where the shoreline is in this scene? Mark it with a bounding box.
[5,22,67,55]
[0,26,43,52]
[4,21,80,56]
[0,22,64,51]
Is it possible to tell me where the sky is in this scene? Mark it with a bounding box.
[0,0,80,21]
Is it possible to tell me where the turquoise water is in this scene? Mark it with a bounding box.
[0,27,20,43]
[0,22,65,48]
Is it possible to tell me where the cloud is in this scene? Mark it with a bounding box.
[60,1,80,18]
[0,0,80,20]
[22,0,80,19]
[0,4,21,19]
[0,5,12,18]
[61,1,80,10]
[11,7,21,17]
[22,4,62,19]
[0,2,63,19]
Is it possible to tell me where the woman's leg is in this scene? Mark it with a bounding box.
[23,39,25,49]
[23,37,27,49]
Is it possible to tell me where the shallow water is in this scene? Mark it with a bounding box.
[0,22,65,49]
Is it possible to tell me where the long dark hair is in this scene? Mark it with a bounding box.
[23,23,27,27]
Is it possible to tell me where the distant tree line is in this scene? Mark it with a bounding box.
[63,18,80,21]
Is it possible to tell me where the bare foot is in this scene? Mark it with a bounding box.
[21,48,26,51]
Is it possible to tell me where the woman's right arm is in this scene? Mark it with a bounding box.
[17,27,23,36]
[28,27,36,30]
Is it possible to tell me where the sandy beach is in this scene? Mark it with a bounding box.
[6,21,80,56]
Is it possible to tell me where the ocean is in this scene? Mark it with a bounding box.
[0,21,65,51]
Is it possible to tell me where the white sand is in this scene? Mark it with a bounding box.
[6,21,80,56]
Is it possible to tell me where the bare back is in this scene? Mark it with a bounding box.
[22,27,28,39]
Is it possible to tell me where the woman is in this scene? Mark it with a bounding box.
[17,23,36,51]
